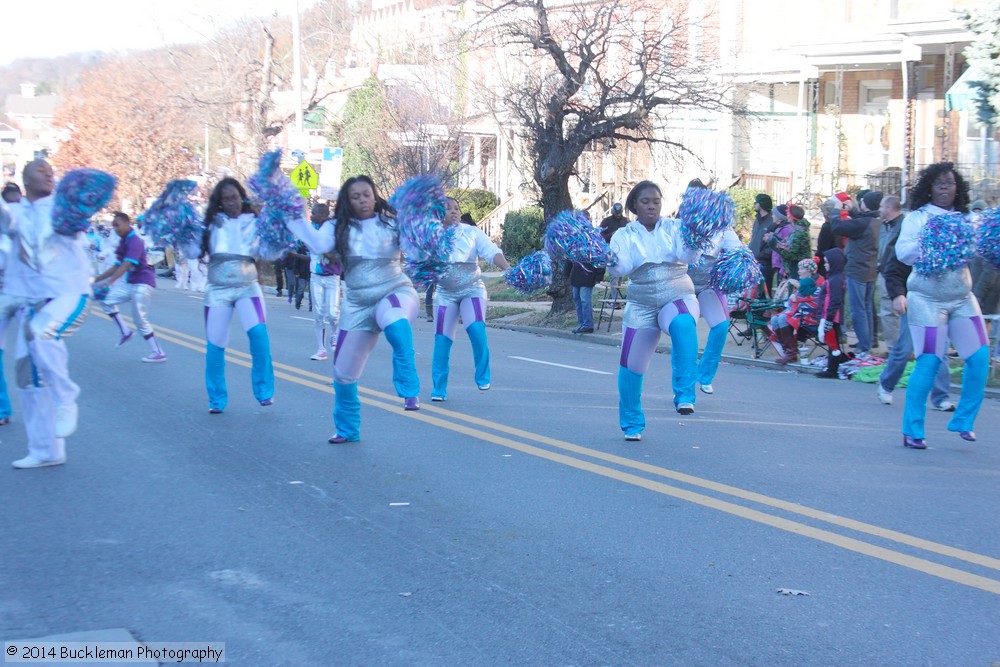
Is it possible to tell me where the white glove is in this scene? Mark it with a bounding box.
[819,319,829,334]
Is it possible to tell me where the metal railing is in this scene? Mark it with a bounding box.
[477,194,518,242]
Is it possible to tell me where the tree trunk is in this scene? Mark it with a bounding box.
[540,173,575,317]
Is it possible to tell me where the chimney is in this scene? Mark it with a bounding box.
[20,83,36,98]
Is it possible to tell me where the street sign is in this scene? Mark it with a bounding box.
[290,160,319,189]
[320,147,343,189]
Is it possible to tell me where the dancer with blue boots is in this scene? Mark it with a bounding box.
[430,197,510,401]
[607,181,725,441]
[189,178,275,413]
[287,176,422,443]
[894,162,988,449]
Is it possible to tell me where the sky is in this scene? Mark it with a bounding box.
[0,0,305,66]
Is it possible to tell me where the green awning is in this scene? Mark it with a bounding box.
[946,65,986,112]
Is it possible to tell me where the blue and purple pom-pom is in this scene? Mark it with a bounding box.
[52,169,117,236]
[390,175,453,260]
[976,207,1000,269]
[404,258,451,289]
[503,250,552,295]
[248,150,303,260]
[92,283,110,301]
[709,246,763,294]
[678,187,734,251]
[142,179,200,247]
[544,209,616,268]
[915,211,976,276]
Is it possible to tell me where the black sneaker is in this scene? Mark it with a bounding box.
[578,327,594,334]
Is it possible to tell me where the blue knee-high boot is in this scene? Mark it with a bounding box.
[383,319,420,398]
[618,367,645,436]
[0,349,11,419]
[698,321,728,386]
[668,314,698,407]
[206,342,228,411]
[333,381,361,441]
[948,346,989,434]
[246,324,274,402]
[431,334,453,400]
[466,321,491,388]
[903,353,941,439]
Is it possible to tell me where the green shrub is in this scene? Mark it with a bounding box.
[727,185,764,242]
[500,206,545,261]
[447,188,500,223]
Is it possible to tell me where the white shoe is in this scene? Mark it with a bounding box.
[54,403,78,438]
[699,384,714,395]
[624,433,642,441]
[310,350,328,361]
[478,383,491,391]
[877,384,893,405]
[677,402,695,415]
[12,455,66,469]
[431,395,445,402]
[932,400,956,412]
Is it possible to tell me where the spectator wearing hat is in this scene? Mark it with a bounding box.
[815,192,850,277]
[599,203,627,243]
[876,195,905,349]
[1,183,21,203]
[748,194,775,288]
[832,190,882,355]
[774,204,812,278]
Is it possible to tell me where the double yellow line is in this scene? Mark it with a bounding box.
[116,310,1000,595]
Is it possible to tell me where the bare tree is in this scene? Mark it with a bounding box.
[470,0,739,312]
[53,57,194,211]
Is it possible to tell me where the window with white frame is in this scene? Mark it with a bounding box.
[859,80,892,115]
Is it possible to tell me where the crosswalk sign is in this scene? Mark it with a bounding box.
[290,160,319,189]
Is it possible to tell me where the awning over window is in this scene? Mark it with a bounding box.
[946,65,987,112]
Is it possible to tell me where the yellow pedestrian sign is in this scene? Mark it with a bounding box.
[290,160,319,190]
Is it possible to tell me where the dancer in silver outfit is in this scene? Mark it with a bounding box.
[430,197,510,401]
[287,175,421,443]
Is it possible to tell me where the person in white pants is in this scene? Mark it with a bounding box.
[307,203,341,361]
[1,159,92,468]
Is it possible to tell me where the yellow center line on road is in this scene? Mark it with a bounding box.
[125,314,1000,593]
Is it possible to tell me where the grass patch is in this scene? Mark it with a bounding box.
[485,276,551,302]
[486,306,533,320]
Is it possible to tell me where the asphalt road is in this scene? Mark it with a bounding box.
[1,282,998,666]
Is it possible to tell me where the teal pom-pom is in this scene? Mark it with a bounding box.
[678,187,734,251]
[142,180,201,248]
[709,246,763,294]
[52,169,117,236]
[544,209,616,268]
[915,211,975,276]
[976,207,1000,269]
[248,149,303,260]
[503,250,552,295]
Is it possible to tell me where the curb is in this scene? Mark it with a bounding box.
[486,321,1000,397]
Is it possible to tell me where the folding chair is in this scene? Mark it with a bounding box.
[796,324,830,360]
[596,278,627,332]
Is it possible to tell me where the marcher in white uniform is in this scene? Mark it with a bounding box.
[306,203,341,361]
[430,197,510,400]
[1,160,92,468]
[288,175,421,443]
[608,181,705,441]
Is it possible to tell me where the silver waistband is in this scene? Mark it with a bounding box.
[627,263,694,307]
[208,254,258,287]
[906,267,972,302]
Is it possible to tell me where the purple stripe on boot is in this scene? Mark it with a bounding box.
[620,327,637,367]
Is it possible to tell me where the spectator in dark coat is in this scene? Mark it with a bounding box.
[832,190,882,355]
[876,195,905,349]
[567,260,602,334]
[599,203,627,242]
[815,193,849,277]
[747,194,775,289]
